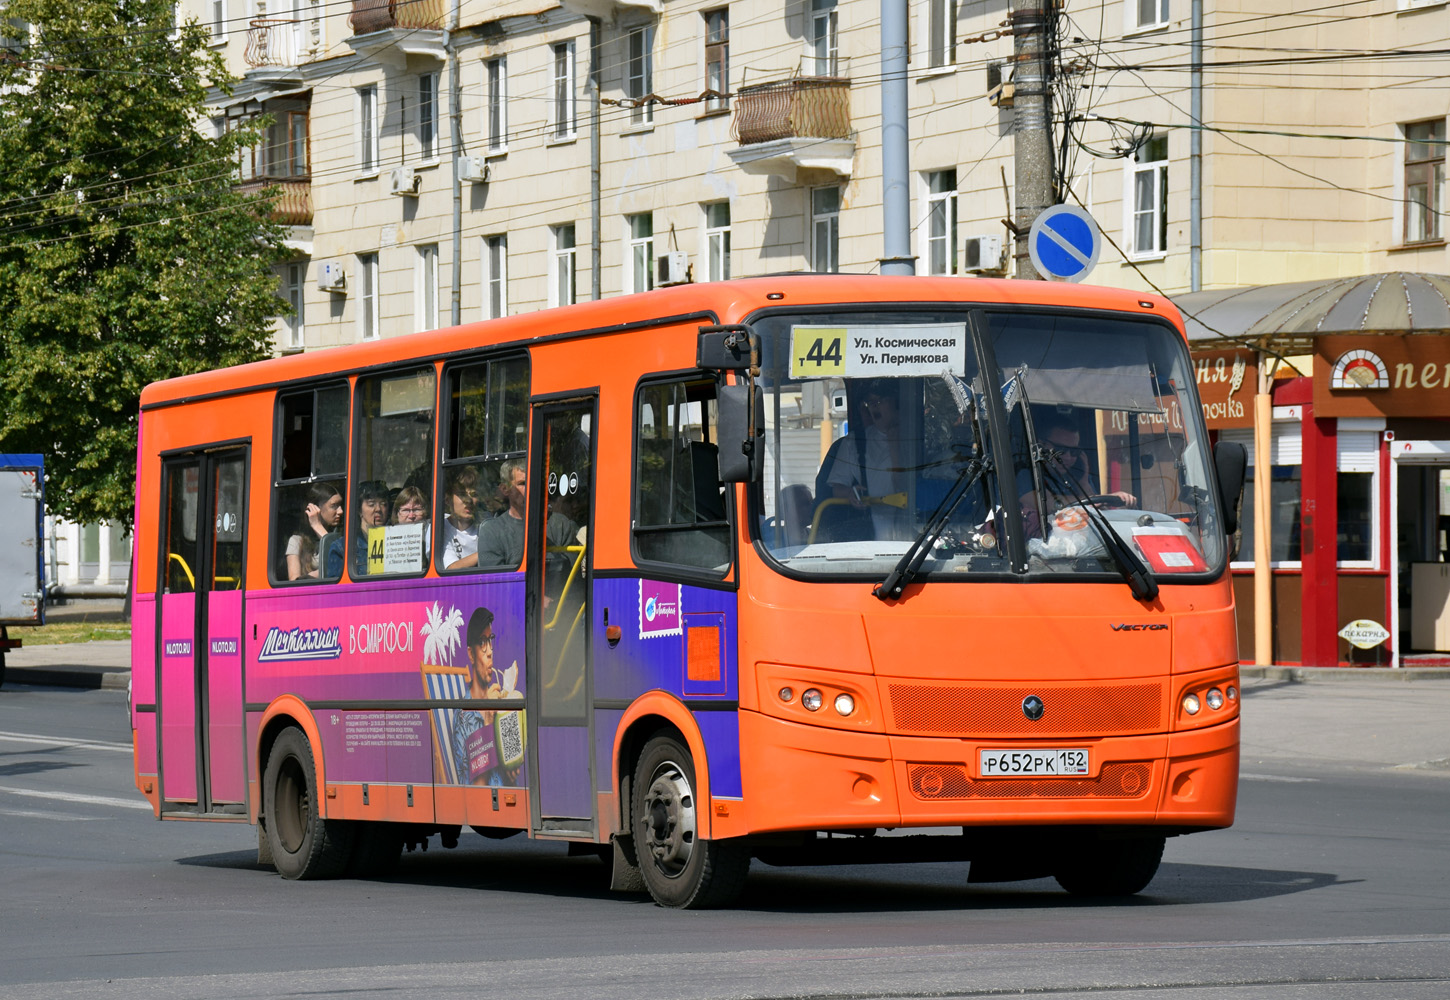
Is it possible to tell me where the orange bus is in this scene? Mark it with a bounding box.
[129,275,1245,908]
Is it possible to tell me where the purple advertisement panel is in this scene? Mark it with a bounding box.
[159,592,197,802]
[206,589,246,804]
[246,576,528,788]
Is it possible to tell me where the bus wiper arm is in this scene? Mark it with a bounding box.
[1036,448,1159,603]
[874,457,991,602]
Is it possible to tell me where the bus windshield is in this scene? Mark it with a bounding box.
[751,308,1227,582]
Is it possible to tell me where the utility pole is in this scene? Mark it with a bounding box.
[1010,0,1053,279]
[879,0,913,276]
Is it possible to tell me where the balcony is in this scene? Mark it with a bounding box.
[244,19,303,70]
[239,178,313,227]
[346,0,445,66]
[728,75,854,181]
[554,0,659,19]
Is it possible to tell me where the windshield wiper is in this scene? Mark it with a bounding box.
[875,376,993,602]
[1035,446,1159,603]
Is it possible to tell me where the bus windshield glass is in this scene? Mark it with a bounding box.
[751,308,1227,581]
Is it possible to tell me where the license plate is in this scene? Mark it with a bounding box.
[979,748,1090,776]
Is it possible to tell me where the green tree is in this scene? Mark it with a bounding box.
[0,0,287,527]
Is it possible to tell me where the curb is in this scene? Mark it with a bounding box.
[2,666,130,692]
[1241,665,1450,682]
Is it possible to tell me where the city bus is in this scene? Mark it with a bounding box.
[129,275,1245,908]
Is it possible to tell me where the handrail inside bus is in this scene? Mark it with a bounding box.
[807,493,908,545]
[543,545,585,631]
[168,553,195,590]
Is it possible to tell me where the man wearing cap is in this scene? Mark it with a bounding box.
[351,480,390,578]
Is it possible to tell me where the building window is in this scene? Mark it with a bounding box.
[927,0,955,69]
[1337,429,1380,567]
[209,0,226,41]
[551,41,576,140]
[1223,424,1302,568]
[626,27,654,126]
[1129,0,1169,32]
[704,202,731,281]
[1404,119,1445,245]
[924,169,957,275]
[417,244,439,331]
[551,224,577,307]
[704,9,729,112]
[1128,133,1168,258]
[810,0,838,76]
[486,57,508,152]
[358,84,379,173]
[418,72,437,160]
[282,261,305,349]
[811,186,840,273]
[627,213,654,294]
[483,235,508,319]
[357,253,379,340]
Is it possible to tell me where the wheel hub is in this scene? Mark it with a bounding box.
[641,760,695,878]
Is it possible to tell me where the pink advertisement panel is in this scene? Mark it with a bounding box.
[159,592,197,802]
[131,594,158,774]
[206,588,246,803]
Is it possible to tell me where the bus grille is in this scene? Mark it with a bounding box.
[887,682,1164,737]
[907,761,1153,800]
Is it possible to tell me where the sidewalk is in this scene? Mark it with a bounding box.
[2,640,131,691]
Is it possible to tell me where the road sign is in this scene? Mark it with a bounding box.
[1028,205,1101,283]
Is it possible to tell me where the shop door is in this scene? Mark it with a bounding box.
[156,449,248,813]
[527,398,596,833]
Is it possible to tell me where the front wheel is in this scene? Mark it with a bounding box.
[1054,835,1165,897]
[632,735,749,908]
[263,727,354,880]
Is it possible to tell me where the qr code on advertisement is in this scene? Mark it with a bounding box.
[497,711,524,769]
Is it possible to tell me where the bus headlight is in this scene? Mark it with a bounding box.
[1183,693,1201,715]
[1206,687,1224,710]
[834,693,855,717]
[801,689,823,712]
[778,686,794,703]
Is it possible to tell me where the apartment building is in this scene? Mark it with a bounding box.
[190,0,1448,352]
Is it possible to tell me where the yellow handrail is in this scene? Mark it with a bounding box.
[806,492,907,544]
[168,553,196,590]
[543,544,585,631]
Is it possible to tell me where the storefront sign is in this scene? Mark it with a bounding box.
[1338,619,1390,650]
[1191,349,1256,429]
[1315,335,1450,417]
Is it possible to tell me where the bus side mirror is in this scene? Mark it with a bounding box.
[1214,441,1247,536]
[717,383,764,483]
[697,329,752,370]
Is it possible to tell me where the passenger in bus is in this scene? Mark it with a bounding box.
[391,484,431,564]
[285,483,343,580]
[477,458,580,570]
[825,382,915,540]
[1019,412,1137,536]
[350,480,390,577]
[441,468,481,569]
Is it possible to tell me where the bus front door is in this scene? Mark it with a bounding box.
[527,398,596,835]
[156,448,248,815]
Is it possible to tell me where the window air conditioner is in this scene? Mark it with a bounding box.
[388,165,420,197]
[457,156,490,184]
[963,234,1005,274]
[656,251,689,287]
[317,260,347,293]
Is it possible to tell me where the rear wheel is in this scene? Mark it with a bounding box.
[632,735,749,909]
[1054,835,1165,897]
[263,727,354,880]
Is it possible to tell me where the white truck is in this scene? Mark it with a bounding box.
[0,454,44,687]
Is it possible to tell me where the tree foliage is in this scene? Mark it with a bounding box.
[0,0,287,527]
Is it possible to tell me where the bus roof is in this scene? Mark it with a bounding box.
[139,275,1181,410]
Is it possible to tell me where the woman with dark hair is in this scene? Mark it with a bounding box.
[285,482,343,580]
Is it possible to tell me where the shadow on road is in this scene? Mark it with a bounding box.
[171,838,1351,912]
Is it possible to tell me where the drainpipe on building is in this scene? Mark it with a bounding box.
[879,0,913,276]
[1189,0,1202,292]
[448,0,462,326]
[589,17,602,301]
[1253,361,1274,666]
[1009,0,1052,279]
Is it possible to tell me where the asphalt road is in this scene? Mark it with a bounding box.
[0,678,1446,999]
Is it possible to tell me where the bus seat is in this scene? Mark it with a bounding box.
[778,484,814,547]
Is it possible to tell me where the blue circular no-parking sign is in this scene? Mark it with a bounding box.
[1028,205,1101,283]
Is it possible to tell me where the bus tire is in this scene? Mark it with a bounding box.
[263,726,354,880]
[632,735,748,909]
[347,822,404,878]
[1054,835,1165,897]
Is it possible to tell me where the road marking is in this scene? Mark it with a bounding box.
[0,784,151,810]
[1241,772,1319,782]
[0,807,103,821]
[0,729,131,753]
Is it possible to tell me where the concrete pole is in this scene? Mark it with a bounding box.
[589,18,602,301]
[879,0,913,275]
[447,2,462,326]
[1010,0,1053,279]
[1253,363,1274,666]
[1189,0,1203,292]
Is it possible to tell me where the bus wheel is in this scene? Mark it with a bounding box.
[347,822,404,878]
[1054,835,1165,897]
[632,735,749,909]
[263,727,354,880]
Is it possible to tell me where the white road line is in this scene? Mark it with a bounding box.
[0,807,103,821]
[0,785,152,810]
[0,730,131,753]
[1240,772,1320,782]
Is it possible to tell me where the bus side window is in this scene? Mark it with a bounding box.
[349,366,437,580]
[272,384,349,585]
[632,377,731,574]
[439,355,529,573]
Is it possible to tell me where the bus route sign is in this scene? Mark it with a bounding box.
[789,324,967,380]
